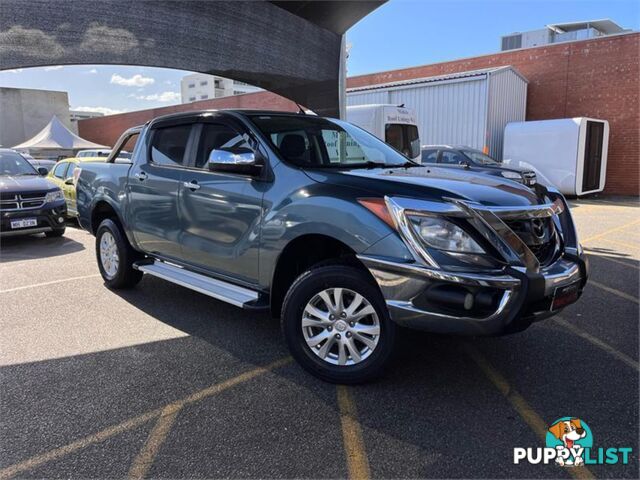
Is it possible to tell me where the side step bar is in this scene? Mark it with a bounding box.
[134,261,259,308]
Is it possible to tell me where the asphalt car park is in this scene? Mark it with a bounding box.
[0,199,638,479]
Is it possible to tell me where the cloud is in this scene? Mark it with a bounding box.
[3,68,24,73]
[78,23,153,54]
[44,65,63,71]
[0,26,65,58]
[72,106,127,116]
[110,73,155,87]
[134,91,181,102]
[86,68,98,74]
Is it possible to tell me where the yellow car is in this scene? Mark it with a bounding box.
[47,157,107,217]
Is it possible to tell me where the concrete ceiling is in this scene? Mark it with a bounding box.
[0,0,385,117]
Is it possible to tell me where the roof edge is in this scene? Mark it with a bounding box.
[347,30,639,85]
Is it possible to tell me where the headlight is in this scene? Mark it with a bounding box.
[407,215,484,253]
[500,171,524,183]
[45,190,64,203]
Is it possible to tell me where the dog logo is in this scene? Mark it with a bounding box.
[546,417,592,467]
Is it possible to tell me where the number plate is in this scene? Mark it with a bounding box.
[10,218,38,229]
[551,281,581,310]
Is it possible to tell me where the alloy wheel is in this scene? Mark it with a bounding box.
[99,231,119,279]
[301,287,380,366]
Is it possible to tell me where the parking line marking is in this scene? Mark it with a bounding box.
[0,274,101,294]
[462,343,595,480]
[553,317,639,371]
[596,237,640,251]
[0,357,291,480]
[337,385,371,480]
[0,410,158,480]
[586,252,640,271]
[589,280,639,304]
[581,219,640,244]
[128,404,182,479]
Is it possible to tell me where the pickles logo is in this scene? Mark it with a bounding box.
[513,417,633,467]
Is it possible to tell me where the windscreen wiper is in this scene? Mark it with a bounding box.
[398,161,420,169]
[359,161,388,169]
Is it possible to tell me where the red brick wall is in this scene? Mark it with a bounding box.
[79,33,639,195]
[78,91,298,147]
[348,33,640,196]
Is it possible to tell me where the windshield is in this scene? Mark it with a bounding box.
[0,151,39,176]
[385,124,420,159]
[78,150,111,158]
[249,115,416,168]
[462,149,500,165]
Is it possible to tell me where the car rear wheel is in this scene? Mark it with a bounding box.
[281,265,396,383]
[96,219,143,289]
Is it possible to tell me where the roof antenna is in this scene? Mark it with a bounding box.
[398,103,405,108]
[295,103,307,114]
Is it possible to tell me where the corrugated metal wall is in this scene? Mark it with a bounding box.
[486,69,527,159]
[346,90,390,105]
[347,67,527,160]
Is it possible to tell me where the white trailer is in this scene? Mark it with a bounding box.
[503,118,609,196]
[346,104,421,161]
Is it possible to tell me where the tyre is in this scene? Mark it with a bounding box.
[95,218,143,289]
[45,227,65,238]
[281,265,396,383]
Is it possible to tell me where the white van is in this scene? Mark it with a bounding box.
[346,104,421,162]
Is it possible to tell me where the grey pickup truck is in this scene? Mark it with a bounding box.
[77,110,588,383]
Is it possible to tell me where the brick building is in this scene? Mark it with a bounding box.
[79,32,639,195]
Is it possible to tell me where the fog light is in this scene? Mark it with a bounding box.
[58,217,64,223]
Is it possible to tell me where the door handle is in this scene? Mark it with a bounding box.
[135,171,148,181]
[183,180,201,191]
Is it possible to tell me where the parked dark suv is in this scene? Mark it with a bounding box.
[77,111,587,383]
[421,145,537,187]
[0,149,67,238]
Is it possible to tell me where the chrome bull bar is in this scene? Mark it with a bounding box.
[384,196,566,274]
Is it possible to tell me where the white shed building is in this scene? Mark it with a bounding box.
[346,66,528,160]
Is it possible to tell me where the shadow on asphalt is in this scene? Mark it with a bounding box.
[584,245,639,265]
[0,227,85,263]
[1,244,637,478]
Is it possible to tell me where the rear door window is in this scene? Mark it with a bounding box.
[150,125,192,167]
[65,163,76,179]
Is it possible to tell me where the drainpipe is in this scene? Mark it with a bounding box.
[338,34,347,120]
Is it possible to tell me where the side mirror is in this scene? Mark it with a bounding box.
[38,167,49,176]
[64,177,74,185]
[208,147,263,176]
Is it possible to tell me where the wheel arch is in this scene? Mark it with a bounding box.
[90,199,122,234]
[269,233,374,318]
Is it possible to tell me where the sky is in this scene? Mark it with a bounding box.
[0,0,638,116]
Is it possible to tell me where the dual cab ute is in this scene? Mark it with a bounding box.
[77,110,588,383]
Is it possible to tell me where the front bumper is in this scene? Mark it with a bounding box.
[0,200,67,237]
[358,251,588,335]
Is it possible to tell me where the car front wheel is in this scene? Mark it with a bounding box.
[96,219,143,289]
[281,265,396,383]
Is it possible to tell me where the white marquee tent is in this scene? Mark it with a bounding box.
[12,115,107,157]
